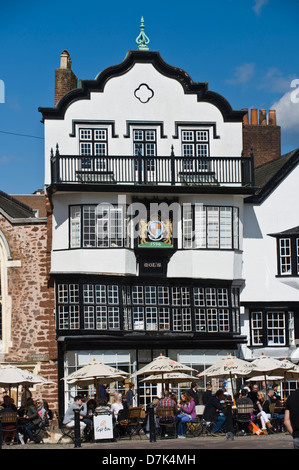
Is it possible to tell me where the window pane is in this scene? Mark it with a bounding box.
[80,129,92,140]
[70,206,81,248]
[220,207,232,249]
[194,205,206,248]
[267,312,286,345]
[83,206,96,247]
[279,238,291,274]
[183,205,193,249]
[207,207,219,248]
[133,307,144,330]
[80,142,92,155]
[146,307,157,330]
[251,312,263,345]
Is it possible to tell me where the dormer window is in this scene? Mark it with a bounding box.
[270,227,299,277]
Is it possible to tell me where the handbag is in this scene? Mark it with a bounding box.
[248,421,263,435]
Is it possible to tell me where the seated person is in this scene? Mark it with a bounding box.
[156,390,178,437]
[0,398,17,445]
[1,395,17,411]
[254,390,274,434]
[203,389,226,434]
[237,389,254,406]
[175,392,196,438]
[111,394,124,422]
[63,396,86,436]
[23,397,42,444]
[96,398,111,413]
[236,389,253,434]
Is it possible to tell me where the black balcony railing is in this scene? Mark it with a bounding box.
[50,148,254,188]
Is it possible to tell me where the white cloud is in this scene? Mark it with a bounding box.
[226,63,255,85]
[272,85,299,149]
[272,88,299,132]
[253,0,269,15]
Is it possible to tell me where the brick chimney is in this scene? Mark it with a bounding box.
[242,108,281,168]
[54,50,77,106]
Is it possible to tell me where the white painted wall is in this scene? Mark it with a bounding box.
[242,164,299,302]
[43,62,242,185]
[51,192,244,279]
[241,163,299,361]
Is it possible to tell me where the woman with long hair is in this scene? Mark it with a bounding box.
[175,391,196,438]
[23,397,42,444]
[256,390,274,434]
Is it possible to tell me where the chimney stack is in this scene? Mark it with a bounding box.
[54,50,77,106]
[242,108,281,168]
[259,109,267,125]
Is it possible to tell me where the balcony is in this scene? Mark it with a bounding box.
[50,148,255,193]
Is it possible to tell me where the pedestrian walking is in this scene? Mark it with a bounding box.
[284,380,299,449]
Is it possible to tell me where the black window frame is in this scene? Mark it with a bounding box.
[55,277,241,336]
[249,309,290,347]
[276,236,299,277]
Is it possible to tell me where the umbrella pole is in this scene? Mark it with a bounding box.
[264,375,268,391]
[229,372,235,400]
[95,378,99,402]
[284,372,287,402]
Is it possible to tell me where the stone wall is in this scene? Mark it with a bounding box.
[0,195,57,413]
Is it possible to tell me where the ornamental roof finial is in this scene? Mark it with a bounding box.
[136,17,150,51]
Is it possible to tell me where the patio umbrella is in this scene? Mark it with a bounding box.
[63,360,129,398]
[247,354,295,395]
[131,354,196,388]
[0,365,56,403]
[67,375,127,386]
[0,365,54,387]
[140,372,195,385]
[197,354,257,398]
[247,375,284,382]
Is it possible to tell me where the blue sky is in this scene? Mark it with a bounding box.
[0,0,298,194]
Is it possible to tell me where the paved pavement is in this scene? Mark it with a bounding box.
[1,431,295,451]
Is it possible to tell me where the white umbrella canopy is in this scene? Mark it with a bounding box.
[247,375,284,382]
[282,364,299,380]
[140,372,195,385]
[63,360,129,383]
[131,354,196,378]
[0,365,54,387]
[197,354,256,379]
[247,354,296,398]
[67,375,127,386]
[247,354,295,377]
[197,354,257,398]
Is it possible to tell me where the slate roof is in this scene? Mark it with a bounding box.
[246,148,299,203]
[0,190,36,219]
[269,226,299,237]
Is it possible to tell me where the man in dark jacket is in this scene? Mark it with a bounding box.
[202,384,213,405]
[203,389,226,434]
[187,382,200,406]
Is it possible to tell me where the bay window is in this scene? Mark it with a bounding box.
[182,204,239,250]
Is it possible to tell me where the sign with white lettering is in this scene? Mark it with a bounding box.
[93,414,113,440]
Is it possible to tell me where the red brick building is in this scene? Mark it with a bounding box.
[0,190,57,412]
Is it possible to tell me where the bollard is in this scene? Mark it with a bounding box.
[148,405,156,442]
[225,403,234,441]
[74,408,81,448]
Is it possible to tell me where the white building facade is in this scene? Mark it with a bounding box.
[241,150,299,384]
[40,41,299,411]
